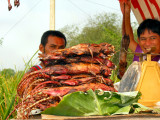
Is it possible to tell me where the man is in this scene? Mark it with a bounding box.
[133,19,160,62]
[27,30,67,73]
[120,0,160,62]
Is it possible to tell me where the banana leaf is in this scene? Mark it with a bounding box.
[42,90,142,116]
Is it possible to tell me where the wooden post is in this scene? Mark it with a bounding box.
[50,0,55,30]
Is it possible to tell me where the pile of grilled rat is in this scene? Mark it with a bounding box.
[16,43,117,119]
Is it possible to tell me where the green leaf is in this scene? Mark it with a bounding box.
[117,91,141,105]
[42,90,141,116]
[132,103,153,114]
[112,105,131,115]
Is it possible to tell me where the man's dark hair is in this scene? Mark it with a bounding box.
[137,19,160,38]
[41,30,67,47]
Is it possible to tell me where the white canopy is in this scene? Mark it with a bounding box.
[131,0,160,24]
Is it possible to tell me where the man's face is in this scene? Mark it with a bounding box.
[138,29,160,54]
[40,35,65,54]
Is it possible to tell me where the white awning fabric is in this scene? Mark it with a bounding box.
[131,0,160,24]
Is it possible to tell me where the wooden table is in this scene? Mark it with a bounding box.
[12,114,160,120]
[40,114,160,120]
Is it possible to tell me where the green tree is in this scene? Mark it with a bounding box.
[60,13,138,66]
[0,68,15,78]
[0,37,3,45]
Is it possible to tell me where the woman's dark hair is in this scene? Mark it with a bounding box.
[137,19,160,38]
[41,30,67,47]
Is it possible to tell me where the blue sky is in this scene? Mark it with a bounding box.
[0,0,137,70]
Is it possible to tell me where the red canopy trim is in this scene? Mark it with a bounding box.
[131,0,160,24]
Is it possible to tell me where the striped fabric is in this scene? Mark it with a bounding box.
[31,65,42,71]
[131,0,160,24]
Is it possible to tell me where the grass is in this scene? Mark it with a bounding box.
[0,50,38,120]
[0,72,24,120]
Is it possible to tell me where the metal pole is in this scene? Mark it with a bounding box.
[50,0,55,30]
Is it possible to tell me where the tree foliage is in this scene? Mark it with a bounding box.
[0,38,3,45]
[60,13,138,67]
[0,68,15,78]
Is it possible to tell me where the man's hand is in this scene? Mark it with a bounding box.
[119,0,131,15]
